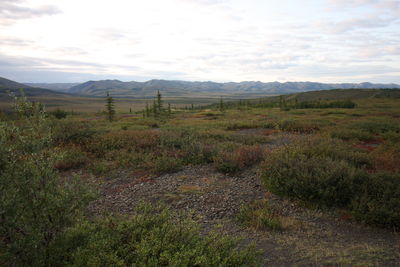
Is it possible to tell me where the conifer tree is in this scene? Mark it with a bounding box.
[156,90,162,112]
[153,99,157,116]
[219,96,224,112]
[106,92,115,122]
[145,102,150,117]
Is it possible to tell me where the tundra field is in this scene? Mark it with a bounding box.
[1,90,400,266]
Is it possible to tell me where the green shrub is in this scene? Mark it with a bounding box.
[52,119,95,146]
[351,172,400,229]
[214,145,264,174]
[88,160,115,176]
[181,142,217,164]
[86,130,159,156]
[51,203,260,266]
[287,136,369,167]
[263,153,366,207]
[351,119,400,134]
[49,108,68,119]
[382,131,400,142]
[238,200,282,231]
[0,99,94,266]
[330,128,374,141]
[153,154,183,173]
[277,119,320,133]
[54,146,89,170]
[261,136,400,229]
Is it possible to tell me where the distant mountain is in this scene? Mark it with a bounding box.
[67,79,400,97]
[24,83,79,92]
[0,77,67,98]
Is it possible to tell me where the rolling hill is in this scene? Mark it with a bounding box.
[0,77,67,99]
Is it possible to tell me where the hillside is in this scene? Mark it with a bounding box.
[0,77,69,100]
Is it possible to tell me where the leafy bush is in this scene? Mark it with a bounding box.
[351,172,400,229]
[214,145,264,174]
[351,119,400,134]
[238,200,282,231]
[49,108,68,119]
[263,152,365,207]
[280,136,369,167]
[277,119,320,133]
[153,154,183,173]
[330,128,374,141]
[51,203,260,266]
[368,142,400,172]
[86,130,159,156]
[53,145,89,170]
[0,99,93,266]
[52,119,95,146]
[296,99,356,109]
[261,136,400,229]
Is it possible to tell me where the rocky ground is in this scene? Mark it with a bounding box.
[88,163,400,266]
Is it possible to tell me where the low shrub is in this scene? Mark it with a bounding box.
[52,119,95,146]
[330,128,374,141]
[368,142,400,172]
[381,131,400,142]
[49,108,68,119]
[351,119,400,134]
[225,121,260,130]
[0,100,94,266]
[282,136,369,167]
[263,153,366,207]
[261,136,400,229]
[351,172,400,229]
[277,119,320,133]
[214,145,264,174]
[181,142,217,165]
[86,130,160,156]
[54,146,89,170]
[238,200,283,231]
[88,160,115,176]
[153,154,183,173]
[51,203,260,266]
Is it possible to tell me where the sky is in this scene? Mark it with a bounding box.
[0,0,399,83]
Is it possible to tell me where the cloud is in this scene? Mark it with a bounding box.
[329,0,377,8]
[177,0,227,6]
[0,0,60,25]
[319,15,397,33]
[0,37,33,47]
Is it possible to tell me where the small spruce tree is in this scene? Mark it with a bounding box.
[219,96,224,112]
[156,90,162,112]
[153,99,157,116]
[105,92,115,122]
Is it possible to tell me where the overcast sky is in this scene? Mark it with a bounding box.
[0,0,399,83]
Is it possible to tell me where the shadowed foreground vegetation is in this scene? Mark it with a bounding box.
[1,90,400,265]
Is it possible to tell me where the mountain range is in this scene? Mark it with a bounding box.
[1,76,400,98]
[32,79,400,97]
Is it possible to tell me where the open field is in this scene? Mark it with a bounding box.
[1,91,400,266]
[0,94,270,113]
